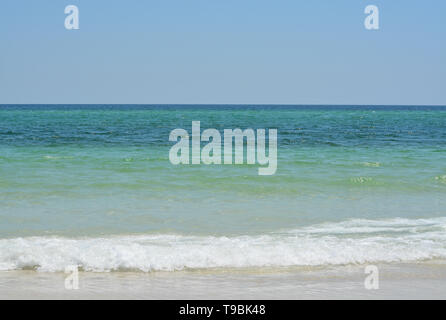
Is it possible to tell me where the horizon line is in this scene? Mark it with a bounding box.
[1,103,446,107]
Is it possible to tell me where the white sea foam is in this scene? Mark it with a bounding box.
[1,218,446,272]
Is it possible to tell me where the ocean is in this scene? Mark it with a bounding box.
[1,105,446,273]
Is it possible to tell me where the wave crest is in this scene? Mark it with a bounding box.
[1,217,446,272]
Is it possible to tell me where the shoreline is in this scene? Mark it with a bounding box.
[1,262,446,300]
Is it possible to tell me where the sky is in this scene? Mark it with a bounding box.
[0,0,445,105]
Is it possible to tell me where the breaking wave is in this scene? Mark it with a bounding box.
[1,217,446,272]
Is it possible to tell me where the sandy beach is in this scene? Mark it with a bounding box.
[1,262,446,300]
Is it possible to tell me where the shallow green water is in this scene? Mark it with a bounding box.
[0,105,445,271]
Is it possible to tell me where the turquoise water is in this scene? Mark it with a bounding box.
[1,105,446,272]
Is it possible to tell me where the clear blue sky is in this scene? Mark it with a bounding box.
[1,0,445,105]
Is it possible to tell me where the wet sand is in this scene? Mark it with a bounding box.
[1,262,446,300]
